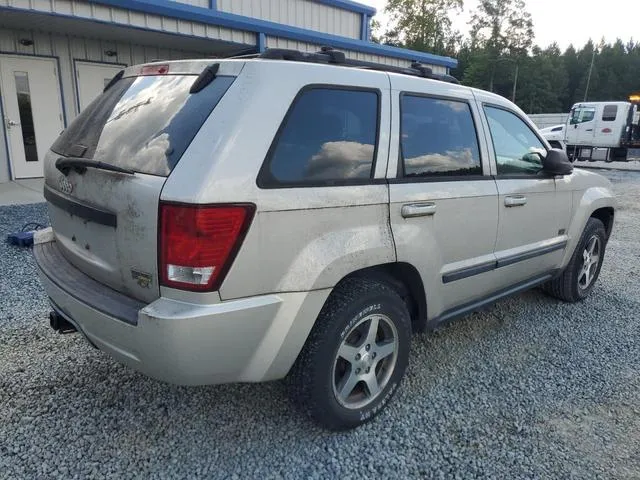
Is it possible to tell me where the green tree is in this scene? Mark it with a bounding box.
[382,0,463,56]
[464,0,534,92]
[515,44,568,113]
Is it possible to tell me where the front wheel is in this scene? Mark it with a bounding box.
[288,277,411,430]
[542,218,607,302]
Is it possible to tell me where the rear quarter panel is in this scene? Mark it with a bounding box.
[161,61,395,299]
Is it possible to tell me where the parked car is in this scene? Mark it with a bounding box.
[540,100,640,161]
[34,49,616,430]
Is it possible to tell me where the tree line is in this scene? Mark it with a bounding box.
[374,0,640,113]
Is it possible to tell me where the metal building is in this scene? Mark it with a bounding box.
[0,0,457,183]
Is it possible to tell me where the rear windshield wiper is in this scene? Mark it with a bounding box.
[56,157,136,176]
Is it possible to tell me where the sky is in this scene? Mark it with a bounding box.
[359,0,638,50]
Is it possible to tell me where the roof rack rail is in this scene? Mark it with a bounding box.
[258,47,460,84]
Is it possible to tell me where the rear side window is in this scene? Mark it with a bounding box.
[258,87,379,187]
[602,104,618,122]
[399,95,482,177]
[51,74,235,176]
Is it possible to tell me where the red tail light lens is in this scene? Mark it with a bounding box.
[159,203,255,292]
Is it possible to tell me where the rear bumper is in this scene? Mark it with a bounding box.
[34,240,329,385]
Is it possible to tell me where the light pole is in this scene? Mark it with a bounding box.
[584,47,597,102]
[511,62,519,103]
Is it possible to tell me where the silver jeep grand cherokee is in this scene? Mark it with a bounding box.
[34,49,616,430]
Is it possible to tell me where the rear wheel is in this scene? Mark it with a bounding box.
[288,277,411,430]
[542,218,607,302]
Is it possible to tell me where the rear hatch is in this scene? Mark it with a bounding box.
[43,60,241,303]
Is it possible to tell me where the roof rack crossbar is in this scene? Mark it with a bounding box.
[256,47,460,84]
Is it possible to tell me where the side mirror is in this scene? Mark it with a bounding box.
[543,148,573,175]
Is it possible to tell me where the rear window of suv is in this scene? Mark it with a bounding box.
[258,86,380,188]
[51,73,235,176]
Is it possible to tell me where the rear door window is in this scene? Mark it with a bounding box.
[258,87,379,187]
[51,73,235,176]
[399,95,482,177]
[602,104,618,122]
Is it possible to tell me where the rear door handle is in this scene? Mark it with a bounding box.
[401,202,436,218]
[505,195,527,207]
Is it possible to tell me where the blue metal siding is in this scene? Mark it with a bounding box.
[217,0,361,39]
[87,0,457,67]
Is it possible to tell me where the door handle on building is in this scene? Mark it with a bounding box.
[401,202,436,218]
[505,195,527,207]
[4,118,20,128]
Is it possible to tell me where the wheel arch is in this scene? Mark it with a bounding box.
[590,206,614,240]
[339,262,428,333]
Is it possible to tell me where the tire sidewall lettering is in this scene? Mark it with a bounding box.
[339,303,382,340]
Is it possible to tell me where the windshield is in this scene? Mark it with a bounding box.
[51,74,235,176]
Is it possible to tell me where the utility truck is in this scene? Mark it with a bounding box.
[541,99,640,161]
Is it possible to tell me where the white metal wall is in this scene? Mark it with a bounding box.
[0,0,255,46]
[218,0,361,39]
[0,27,204,182]
[265,36,448,74]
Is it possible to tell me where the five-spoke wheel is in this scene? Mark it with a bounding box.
[333,314,398,409]
[289,277,411,430]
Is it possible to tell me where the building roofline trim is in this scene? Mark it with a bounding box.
[88,0,457,67]
[312,0,376,15]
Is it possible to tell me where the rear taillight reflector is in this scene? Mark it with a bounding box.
[159,203,255,292]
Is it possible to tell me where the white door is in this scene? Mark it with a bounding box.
[75,61,124,111]
[566,105,597,146]
[0,55,64,178]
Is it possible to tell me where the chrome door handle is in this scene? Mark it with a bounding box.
[401,202,436,218]
[505,195,527,207]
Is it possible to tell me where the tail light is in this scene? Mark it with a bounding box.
[159,203,255,292]
[141,64,170,75]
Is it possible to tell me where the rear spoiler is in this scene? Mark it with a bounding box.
[122,59,246,78]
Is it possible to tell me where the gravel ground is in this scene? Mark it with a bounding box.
[1,171,639,479]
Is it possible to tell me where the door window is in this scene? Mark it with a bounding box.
[602,105,618,122]
[570,107,596,125]
[399,95,481,177]
[484,106,546,175]
[13,71,38,163]
[259,87,379,187]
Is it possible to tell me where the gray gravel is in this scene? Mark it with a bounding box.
[1,171,640,479]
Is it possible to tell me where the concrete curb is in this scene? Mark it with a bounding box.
[574,160,640,172]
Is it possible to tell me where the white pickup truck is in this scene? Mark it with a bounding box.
[541,101,640,161]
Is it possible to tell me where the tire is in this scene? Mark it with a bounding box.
[288,277,411,430]
[542,218,607,302]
